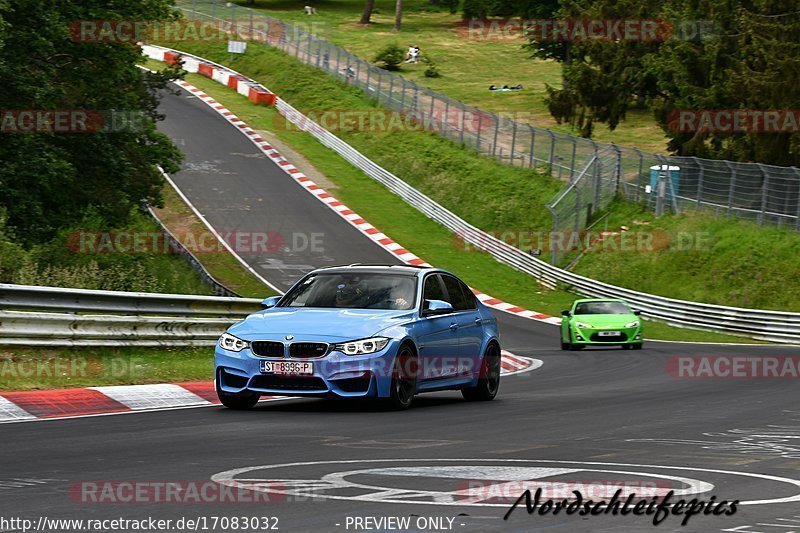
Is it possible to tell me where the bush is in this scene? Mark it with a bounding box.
[422,56,441,78]
[373,44,405,70]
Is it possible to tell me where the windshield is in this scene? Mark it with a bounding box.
[280,273,417,310]
[574,301,632,315]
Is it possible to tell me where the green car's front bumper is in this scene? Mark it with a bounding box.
[567,323,644,345]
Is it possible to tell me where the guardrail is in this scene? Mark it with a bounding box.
[0,284,261,317]
[0,284,263,346]
[140,45,800,343]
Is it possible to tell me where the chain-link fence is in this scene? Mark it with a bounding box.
[174,0,800,265]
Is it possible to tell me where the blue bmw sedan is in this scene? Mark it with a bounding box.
[215,265,501,410]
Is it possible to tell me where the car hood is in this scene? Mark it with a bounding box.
[572,313,638,327]
[228,307,415,340]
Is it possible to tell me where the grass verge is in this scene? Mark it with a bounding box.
[0,346,212,391]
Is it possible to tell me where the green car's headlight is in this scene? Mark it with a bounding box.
[334,337,390,355]
[575,321,592,329]
[219,332,249,352]
[625,321,640,328]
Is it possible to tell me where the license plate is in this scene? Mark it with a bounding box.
[598,331,621,337]
[260,360,313,375]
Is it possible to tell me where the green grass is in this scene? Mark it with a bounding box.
[0,210,213,296]
[154,183,278,298]
[145,46,761,344]
[572,207,800,312]
[0,346,213,391]
[205,0,670,153]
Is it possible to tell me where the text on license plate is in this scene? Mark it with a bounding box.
[260,361,314,374]
[598,331,621,337]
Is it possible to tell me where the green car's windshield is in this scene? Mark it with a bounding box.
[574,301,631,315]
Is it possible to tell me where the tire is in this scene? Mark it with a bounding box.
[622,344,632,350]
[217,387,260,410]
[632,343,643,350]
[462,343,501,402]
[386,345,417,410]
[560,341,570,350]
[216,371,259,410]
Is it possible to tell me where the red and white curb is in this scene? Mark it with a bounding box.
[153,51,561,327]
[0,353,540,424]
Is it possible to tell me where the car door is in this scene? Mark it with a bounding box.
[440,275,483,380]
[415,273,459,384]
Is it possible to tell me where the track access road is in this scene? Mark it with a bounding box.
[1,84,798,533]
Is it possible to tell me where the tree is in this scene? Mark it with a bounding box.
[394,0,403,31]
[528,0,662,137]
[0,0,182,246]
[359,0,375,25]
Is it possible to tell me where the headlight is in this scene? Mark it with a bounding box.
[334,337,390,355]
[575,322,592,329]
[218,332,249,352]
[625,321,640,328]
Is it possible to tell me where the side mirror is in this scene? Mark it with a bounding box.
[261,296,281,309]
[421,299,454,317]
[633,310,641,316]
[561,310,571,317]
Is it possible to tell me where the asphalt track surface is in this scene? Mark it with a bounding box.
[2,87,799,533]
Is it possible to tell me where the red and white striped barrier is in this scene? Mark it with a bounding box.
[0,353,540,423]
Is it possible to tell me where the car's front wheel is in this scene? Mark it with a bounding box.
[462,343,500,401]
[386,345,417,410]
[216,379,260,410]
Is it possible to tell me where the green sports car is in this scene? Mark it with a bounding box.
[560,299,644,350]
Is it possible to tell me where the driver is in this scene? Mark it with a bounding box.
[335,277,366,307]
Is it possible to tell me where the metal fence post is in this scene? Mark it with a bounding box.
[491,115,500,158]
[476,112,483,151]
[428,92,436,130]
[757,164,769,225]
[696,161,704,208]
[509,120,517,166]
[795,168,800,230]
[211,0,217,19]
[568,138,577,180]
[547,206,558,265]
[547,131,556,176]
[528,125,535,168]
[442,98,450,138]
[459,105,465,145]
[375,69,383,103]
[725,161,737,217]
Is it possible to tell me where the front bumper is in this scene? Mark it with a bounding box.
[214,341,399,398]
[569,325,643,345]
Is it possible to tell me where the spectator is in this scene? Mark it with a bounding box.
[303,5,316,15]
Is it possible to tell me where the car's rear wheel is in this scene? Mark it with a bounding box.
[216,375,260,410]
[462,343,500,402]
[386,345,417,410]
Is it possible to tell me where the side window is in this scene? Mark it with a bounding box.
[458,280,478,310]
[422,274,446,303]
[442,275,470,311]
